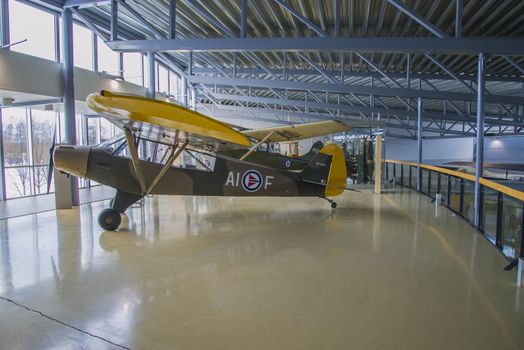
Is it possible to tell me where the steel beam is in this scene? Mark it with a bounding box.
[190,75,524,106]
[110,0,117,40]
[64,0,110,7]
[417,97,423,192]
[474,53,485,228]
[240,0,247,38]
[169,0,176,39]
[148,52,155,98]
[271,0,326,37]
[54,14,60,61]
[0,0,9,48]
[0,109,6,200]
[192,67,524,83]
[386,0,447,38]
[455,0,463,38]
[61,8,79,206]
[210,87,519,126]
[106,37,524,55]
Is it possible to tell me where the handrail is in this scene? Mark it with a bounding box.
[385,159,524,202]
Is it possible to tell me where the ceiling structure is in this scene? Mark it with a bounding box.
[22,0,524,139]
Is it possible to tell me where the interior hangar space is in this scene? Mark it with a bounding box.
[1,0,524,349]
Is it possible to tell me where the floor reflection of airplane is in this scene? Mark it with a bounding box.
[447,161,524,180]
[53,91,348,231]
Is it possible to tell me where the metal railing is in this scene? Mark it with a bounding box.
[385,160,524,263]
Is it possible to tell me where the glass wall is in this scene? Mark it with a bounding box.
[73,23,93,70]
[463,180,475,223]
[97,40,119,75]
[449,177,461,213]
[482,187,498,244]
[501,195,522,259]
[2,108,56,198]
[9,1,55,60]
[430,171,439,197]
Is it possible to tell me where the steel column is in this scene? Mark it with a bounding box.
[240,0,247,38]
[0,0,9,48]
[191,87,197,110]
[148,52,156,98]
[474,53,486,228]
[110,0,118,41]
[54,14,60,61]
[417,97,423,192]
[181,77,187,107]
[61,7,79,206]
[169,0,176,39]
[455,0,463,38]
[92,32,98,71]
[0,109,6,201]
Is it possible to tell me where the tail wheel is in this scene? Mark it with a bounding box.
[331,201,337,209]
[98,208,121,231]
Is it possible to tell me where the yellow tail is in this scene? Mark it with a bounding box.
[320,144,347,197]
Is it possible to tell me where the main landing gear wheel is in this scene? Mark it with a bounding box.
[98,208,121,231]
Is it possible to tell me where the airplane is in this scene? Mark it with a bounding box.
[446,161,524,180]
[53,91,349,231]
[222,119,382,171]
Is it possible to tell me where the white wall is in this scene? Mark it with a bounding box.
[485,136,524,163]
[386,137,474,165]
[0,49,148,107]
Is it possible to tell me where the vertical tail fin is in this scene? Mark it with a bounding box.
[301,144,347,197]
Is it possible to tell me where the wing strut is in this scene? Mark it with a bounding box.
[124,126,147,194]
[146,140,189,195]
[239,131,274,161]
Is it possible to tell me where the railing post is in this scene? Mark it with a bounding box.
[459,178,464,216]
[496,192,503,248]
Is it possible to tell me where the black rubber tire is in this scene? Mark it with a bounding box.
[98,208,121,231]
[331,202,337,209]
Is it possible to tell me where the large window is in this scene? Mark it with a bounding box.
[9,1,55,60]
[158,64,169,94]
[2,108,56,198]
[123,53,143,85]
[97,40,119,75]
[73,23,93,70]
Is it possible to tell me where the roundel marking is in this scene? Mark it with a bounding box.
[285,160,291,168]
[242,170,263,192]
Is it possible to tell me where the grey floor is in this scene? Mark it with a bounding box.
[0,188,523,349]
[0,185,115,220]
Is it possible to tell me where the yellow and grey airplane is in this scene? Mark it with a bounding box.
[53,91,350,231]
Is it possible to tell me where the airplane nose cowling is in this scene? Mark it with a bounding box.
[53,145,91,178]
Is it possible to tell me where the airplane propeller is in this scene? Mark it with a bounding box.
[46,128,57,194]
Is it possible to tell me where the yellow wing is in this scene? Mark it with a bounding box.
[86,91,251,149]
[241,120,384,143]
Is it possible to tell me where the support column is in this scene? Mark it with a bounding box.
[0,1,8,200]
[0,109,6,201]
[474,53,485,228]
[191,87,197,111]
[374,134,382,194]
[417,97,423,192]
[0,0,9,48]
[181,77,188,107]
[147,52,155,98]
[58,8,79,208]
[92,33,98,72]
[455,0,463,38]
[169,0,176,39]
[54,14,60,61]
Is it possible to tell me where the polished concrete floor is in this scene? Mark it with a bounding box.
[0,188,523,349]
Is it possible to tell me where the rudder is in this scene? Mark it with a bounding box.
[301,143,347,197]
